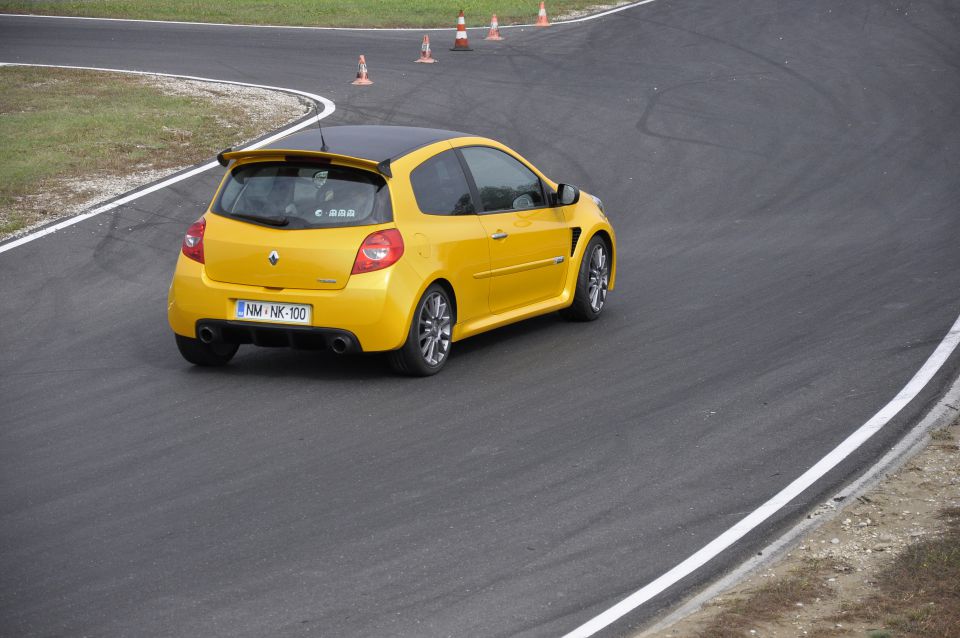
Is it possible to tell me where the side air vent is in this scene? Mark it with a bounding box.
[570,227,582,256]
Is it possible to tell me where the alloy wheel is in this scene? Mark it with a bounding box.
[587,244,609,313]
[418,291,451,366]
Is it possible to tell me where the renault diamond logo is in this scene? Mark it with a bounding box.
[268,250,279,266]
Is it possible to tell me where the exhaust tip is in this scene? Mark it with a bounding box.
[330,337,349,355]
[198,326,216,344]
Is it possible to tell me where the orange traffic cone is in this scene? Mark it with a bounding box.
[450,9,473,51]
[415,35,438,63]
[535,1,550,26]
[352,55,372,85]
[484,13,503,40]
[485,14,504,40]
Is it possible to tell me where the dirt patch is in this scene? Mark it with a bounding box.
[142,75,307,131]
[642,416,960,637]
[13,168,179,228]
[848,505,960,637]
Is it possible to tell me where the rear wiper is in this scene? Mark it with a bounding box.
[231,212,290,227]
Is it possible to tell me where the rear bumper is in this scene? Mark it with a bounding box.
[167,255,421,352]
[195,320,361,353]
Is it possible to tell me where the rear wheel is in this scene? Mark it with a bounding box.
[560,235,610,321]
[175,333,239,366]
[388,285,453,376]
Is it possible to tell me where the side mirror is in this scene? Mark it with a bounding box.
[556,183,580,206]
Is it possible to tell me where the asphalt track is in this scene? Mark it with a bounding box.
[2,2,960,636]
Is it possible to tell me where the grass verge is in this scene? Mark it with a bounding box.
[690,515,960,638]
[0,0,621,27]
[840,506,960,638]
[694,559,838,638]
[0,66,307,237]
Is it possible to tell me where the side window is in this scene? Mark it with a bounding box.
[459,146,545,213]
[409,149,475,216]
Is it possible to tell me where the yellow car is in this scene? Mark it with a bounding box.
[167,125,616,375]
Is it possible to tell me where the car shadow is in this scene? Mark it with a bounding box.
[178,311,578,382]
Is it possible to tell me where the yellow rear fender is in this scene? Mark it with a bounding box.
[392,271,464,343]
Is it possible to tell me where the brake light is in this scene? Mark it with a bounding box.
[352,229,404,274]
[181,217,206,264]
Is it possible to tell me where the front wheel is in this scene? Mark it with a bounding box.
[388,284,454,376]
[560,236,610,322]
[175,334,239,366]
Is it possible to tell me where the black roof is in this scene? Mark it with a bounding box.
[263,125,469,162]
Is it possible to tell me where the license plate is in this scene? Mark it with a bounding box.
[235,299,311,325]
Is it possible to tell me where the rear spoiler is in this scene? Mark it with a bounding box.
[216,148,391,177]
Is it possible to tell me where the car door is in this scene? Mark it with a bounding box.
[459,146,570,314]
[404,148,491,325]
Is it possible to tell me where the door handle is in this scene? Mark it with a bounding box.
[491,232,508,240]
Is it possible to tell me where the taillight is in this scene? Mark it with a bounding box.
[181,217,206,264]
[352,229,404,274]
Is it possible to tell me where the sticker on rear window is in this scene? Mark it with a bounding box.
[314,209,356,218]
[312,170,328,188]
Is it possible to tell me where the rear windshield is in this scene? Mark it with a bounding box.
[213,161,392,229]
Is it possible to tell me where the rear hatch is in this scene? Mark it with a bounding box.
[203,159,392,291]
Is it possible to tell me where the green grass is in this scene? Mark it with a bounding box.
[0,66,303,235]
[843,507,960,638]
[694,558,837,638]
[0,0,613,27]
[930,427,953,441]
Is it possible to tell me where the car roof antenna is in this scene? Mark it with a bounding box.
[319,125,329,153]
[315,103,329,152]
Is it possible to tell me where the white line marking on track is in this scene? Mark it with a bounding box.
[563,313,960,637]
[641,371,960,636]
[0,1,657,31]
[0,63,335,255]
[556,0,658,24]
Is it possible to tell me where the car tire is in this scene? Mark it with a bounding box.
[560,235,610,322]
[388,284,454,376]
[175,333,239,366]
